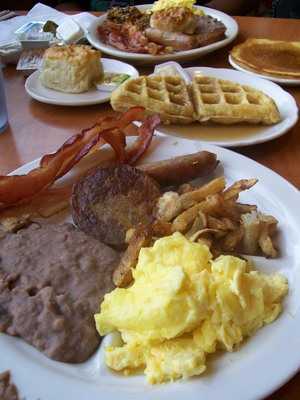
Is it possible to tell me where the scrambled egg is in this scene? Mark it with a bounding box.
[95,233,288,384]
[151,0,205,15]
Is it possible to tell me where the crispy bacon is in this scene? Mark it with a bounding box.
[0,108,158,209]
[40,107,144,174]
[126,114,161,165]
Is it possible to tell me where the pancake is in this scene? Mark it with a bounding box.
[231,38,300,79]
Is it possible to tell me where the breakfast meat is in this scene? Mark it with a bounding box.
[139,151,218,186]
[144,29,197,51]
[195,15,226,45]
[145,15,226,51]
[0,371,19,400]
[0,108,157,209]
[71,165,161,248]
[0,223,119,363]
[98,9,163,55]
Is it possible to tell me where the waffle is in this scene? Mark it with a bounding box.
[111,74,281,125]
[191,74,281,125]
[110,75,195,124]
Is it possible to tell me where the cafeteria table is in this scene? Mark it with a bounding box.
[1,14,300,400]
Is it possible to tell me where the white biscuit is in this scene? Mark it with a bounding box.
[40,45,103,93]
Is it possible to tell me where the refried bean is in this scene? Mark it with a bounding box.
[0,223,120,363]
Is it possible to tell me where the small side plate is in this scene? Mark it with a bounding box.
[25,58,139,106]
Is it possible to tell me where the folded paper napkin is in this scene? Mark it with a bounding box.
[0,2,97,63]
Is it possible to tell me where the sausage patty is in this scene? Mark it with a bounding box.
[71,165,161,248]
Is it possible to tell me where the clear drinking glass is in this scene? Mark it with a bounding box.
[0,65,8,134]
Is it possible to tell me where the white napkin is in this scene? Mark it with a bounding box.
[0,3,64,48]
[0,3,98,62]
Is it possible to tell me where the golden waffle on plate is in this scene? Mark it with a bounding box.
[111,74,281,125]
[191,74,281,125]
[110,75,195,124]
[231,38,300,79]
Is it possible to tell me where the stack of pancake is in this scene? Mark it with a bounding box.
[231,38,300,80]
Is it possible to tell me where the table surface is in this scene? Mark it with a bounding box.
[1,14,300,399]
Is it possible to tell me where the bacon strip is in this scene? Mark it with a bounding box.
[0,108,158,209]
[40,107,144,173]
[125,114,161,165]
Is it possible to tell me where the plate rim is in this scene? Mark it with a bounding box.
[24,58,139,106]
[229,54,300,86]
[86,5,239,62]
[156,66,299,148]
[2,136,300,400]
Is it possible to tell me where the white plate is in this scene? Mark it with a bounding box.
[1,135,300,400]
[86,5,238,64]
[229,55,300,86]
[157,66,298,147]
[25,58,139,106]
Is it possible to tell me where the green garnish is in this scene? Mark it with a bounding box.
[111,74,130,84]
[43,20,58,35]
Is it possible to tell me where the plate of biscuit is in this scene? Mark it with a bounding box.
[25,45,139,106]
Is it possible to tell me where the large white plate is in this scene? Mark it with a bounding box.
[229,55,300,86]
[157,66,298,147]
[25,58,139,106]
[86,5,238,64]
[1,135,300,400]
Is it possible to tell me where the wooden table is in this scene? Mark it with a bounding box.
[1,15,300,399]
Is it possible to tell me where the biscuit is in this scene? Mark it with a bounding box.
[40,45,103,93]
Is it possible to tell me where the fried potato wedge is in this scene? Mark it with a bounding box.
[152,219,173,237]
[219,227,244,252]
[223,178,258,200]
[241,211,278,257]
[156,191,182,222]
[178,183,195,194]
[116,175,279,288]
[113,224,153,287]
[172,194,222,232]
[180,177,226,209]
[0,214,32,233]
[235,203,257,214]
[258,225,278,258]
[189,228,223,242]
[207,215,236,231]
[185,211,207,239]
[240,211,262,254]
